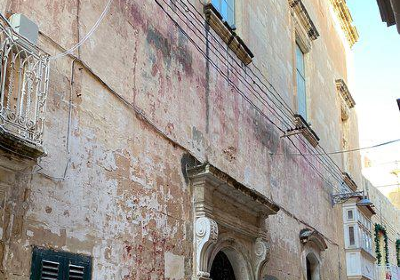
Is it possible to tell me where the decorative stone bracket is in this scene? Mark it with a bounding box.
[252,237,270,279]
[336,79,356,121]
[195,217,219,279]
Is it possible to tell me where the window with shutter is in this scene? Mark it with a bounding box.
[30,248,92,280]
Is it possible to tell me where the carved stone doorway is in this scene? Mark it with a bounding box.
[210,251,237,280]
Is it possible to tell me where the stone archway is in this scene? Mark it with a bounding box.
[301,245,322,280]
[306,252,320,280]
[299,228,326,280]
[208,235,254,280]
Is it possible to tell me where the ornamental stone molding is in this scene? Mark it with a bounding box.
[335,79,355,122]
[188,163,279,280]
[252,237,270,279]
[299,228,328,251]
[336,79,356,109]
[195,217,219,279]
[289,0,320,41]
[329,0,359,47]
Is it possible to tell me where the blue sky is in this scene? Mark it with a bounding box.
[347,0,400,148]
[346,0,400,187]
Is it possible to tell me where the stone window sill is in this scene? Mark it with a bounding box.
[293,114,320,147]
[204,4,254,65]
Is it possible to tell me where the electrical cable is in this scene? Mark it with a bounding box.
[168,0,295,130]
[156,1,348,194]
[173,1,374,189]
[328,138,400,155]
[183,0,296,117]
[50,0,113,60]
[375,183,400,188]
[164,0,346,187]
[282,138,400,156]
[171,0,348,187]
[158,0,349,191]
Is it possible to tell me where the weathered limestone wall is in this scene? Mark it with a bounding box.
[0,0,363,279]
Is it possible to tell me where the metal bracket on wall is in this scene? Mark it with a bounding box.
[331,191,364,205]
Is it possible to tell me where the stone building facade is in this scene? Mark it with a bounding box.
[0,0,366,279]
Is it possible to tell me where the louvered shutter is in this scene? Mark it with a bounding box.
[67,254,92,280]
[30,248,92,280]
[41,260,61,280]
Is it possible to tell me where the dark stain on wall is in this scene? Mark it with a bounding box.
[180,153,200,185]
[251,110,280,153]
[146,26,193,76]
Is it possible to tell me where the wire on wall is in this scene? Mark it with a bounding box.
[49,0,113,60]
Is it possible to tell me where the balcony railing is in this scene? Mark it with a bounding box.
[376,265,400,280]
[0,15,50,158]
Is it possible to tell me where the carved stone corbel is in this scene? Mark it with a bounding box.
[252,237,270,279]
[195,217,219,279]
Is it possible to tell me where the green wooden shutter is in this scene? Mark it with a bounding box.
[30,247,92,280]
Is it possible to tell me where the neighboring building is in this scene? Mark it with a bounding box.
[0,0,378,280]
[363,155,400,210]
[342,196,376,280]
[376,0,400,34]
[365,180,400,280]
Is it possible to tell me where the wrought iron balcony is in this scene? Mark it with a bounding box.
[0,16,50,159]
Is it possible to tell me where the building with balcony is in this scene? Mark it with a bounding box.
[342,196,376,280]
[0,0,377,279]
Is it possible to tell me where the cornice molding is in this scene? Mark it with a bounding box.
[330,0,359,47]
[336,79,356,109]
[289,0,320,41]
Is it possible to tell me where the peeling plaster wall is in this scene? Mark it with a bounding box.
[0,0,363,279]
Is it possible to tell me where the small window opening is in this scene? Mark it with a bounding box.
[349,226,355,246]
[347,210,353,220]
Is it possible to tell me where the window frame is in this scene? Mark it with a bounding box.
[211,0,235,28]
[347,210,354,221]
[348,226,355,246]
[295,43,307,121]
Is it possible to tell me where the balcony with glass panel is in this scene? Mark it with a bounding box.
[343,198,376,280]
